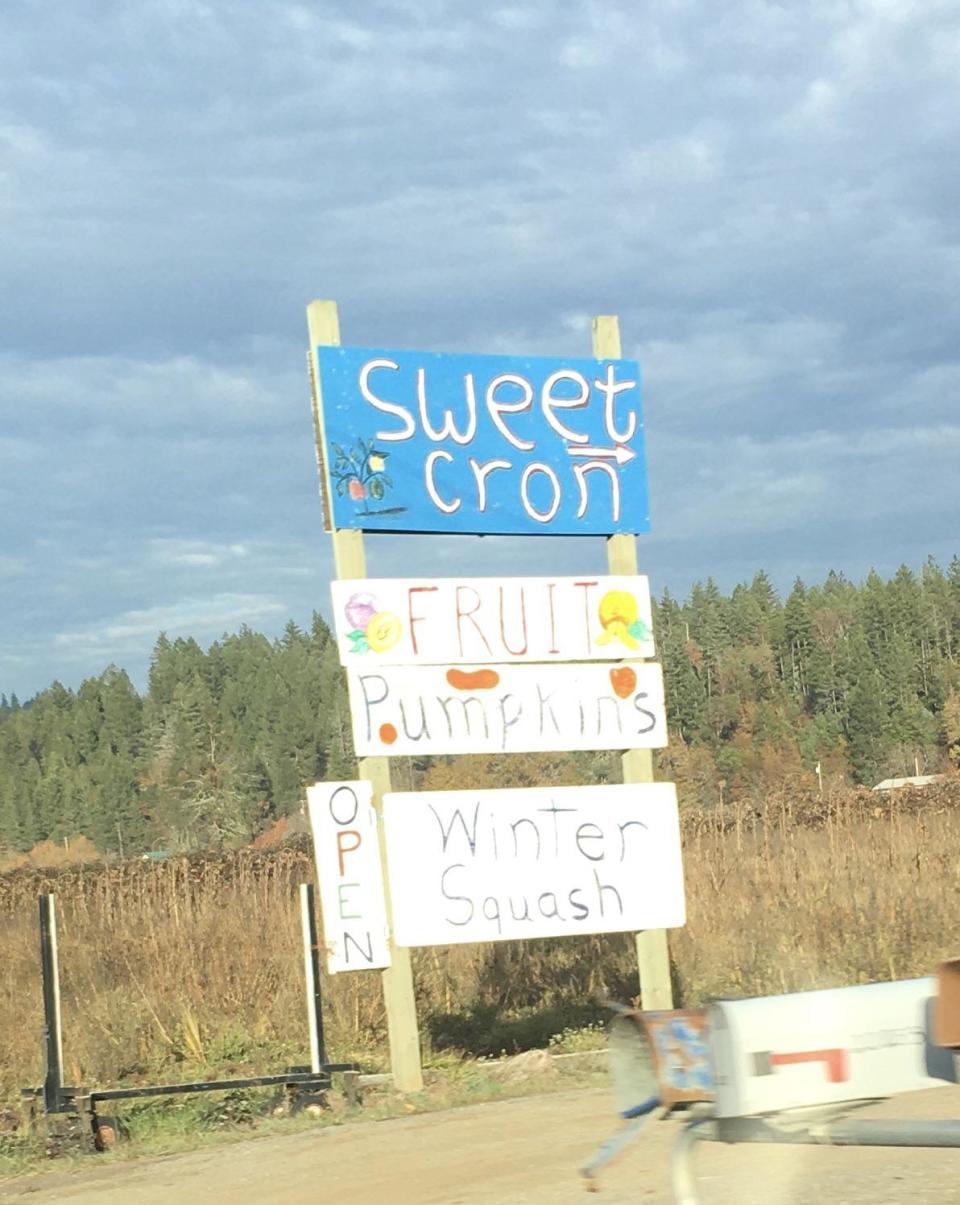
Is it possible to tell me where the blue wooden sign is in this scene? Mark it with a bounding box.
[314,346,649,535]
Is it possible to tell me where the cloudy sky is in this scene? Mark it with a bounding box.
[2,0,958,699]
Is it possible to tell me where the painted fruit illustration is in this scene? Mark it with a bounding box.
[445,668,501,691]
[609,666,637,698]
[330,438,395,515]
[366,612,402,653]
[344,592,379,631]
[344,593,402,654]
[595,589,650,650]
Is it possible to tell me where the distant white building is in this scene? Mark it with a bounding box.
[871,774,944,792]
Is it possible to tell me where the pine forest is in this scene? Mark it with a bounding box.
[3,557,960,862]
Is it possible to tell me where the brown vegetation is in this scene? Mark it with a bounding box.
[2,781,959,1115]
[0,836,101,875]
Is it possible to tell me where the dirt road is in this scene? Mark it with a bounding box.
[3,1085,960,1204]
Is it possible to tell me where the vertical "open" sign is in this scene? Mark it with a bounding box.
[306,780,391,974]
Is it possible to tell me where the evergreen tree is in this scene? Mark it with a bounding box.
[687,578,730,698]
[660,622,708,743]
[783,578,814,700]
[2,554,959,848]
[846,669,891,784]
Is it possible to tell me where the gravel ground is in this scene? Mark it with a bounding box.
[2,1084,959,1204]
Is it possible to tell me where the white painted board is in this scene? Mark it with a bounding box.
[330,575,655,665]
[306,780,391,973]
[710,978,954,1117]
[346,661,667,756]
[382,782,685,947]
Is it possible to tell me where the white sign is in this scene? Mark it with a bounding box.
[710,978,953,1117]
[382,782,685,947]
[306,780,391,974]
[346,661,668,756]
[331,575,655,665]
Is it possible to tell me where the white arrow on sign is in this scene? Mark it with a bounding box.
[566,444,637,465]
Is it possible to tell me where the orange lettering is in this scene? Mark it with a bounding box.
[337,829,362,875]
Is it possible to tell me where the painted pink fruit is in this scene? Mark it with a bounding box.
[348,479,366,500]
[345,592,378,631]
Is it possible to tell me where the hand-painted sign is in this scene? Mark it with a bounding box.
[331,575,655,666]
[313,346,648,535]
[639,1011,714,1105]
[382,782,685,947]
[306,780,391,974]
[346,661,667,756]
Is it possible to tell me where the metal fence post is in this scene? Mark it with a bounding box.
[299,883,327,1072]
[39,893,65,1113]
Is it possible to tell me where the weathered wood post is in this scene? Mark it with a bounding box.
[306,300,424,1091]
[593,315,673,1011]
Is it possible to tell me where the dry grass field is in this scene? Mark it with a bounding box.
[2,782,959,1118]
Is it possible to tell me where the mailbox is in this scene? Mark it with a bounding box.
[709,977,956,1118]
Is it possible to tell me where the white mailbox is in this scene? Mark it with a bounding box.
[710,978,956,1118]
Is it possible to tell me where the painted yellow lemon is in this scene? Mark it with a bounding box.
[366,611,402,653]
[596,589,640,649]
[369,454,386,471]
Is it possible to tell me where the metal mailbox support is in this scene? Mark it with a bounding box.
[583,1004,713,1189]
[672,1112,960,1205]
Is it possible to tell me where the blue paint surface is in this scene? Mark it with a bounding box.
[315,346,649,535]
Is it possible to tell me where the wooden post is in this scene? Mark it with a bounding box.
[306,300,424,1091]
[593,315,673,1012]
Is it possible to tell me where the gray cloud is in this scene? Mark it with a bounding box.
[1,0,958,696]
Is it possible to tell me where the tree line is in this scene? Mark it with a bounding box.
[2,557,959,857]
